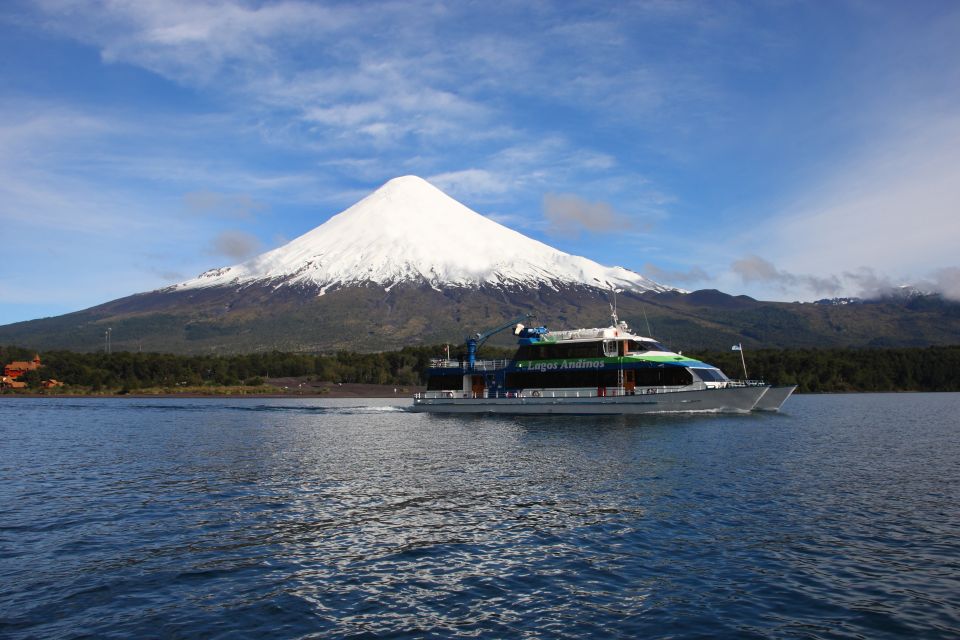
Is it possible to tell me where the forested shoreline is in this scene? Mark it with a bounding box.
[3,344,959,394]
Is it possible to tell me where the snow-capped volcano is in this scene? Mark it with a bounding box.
[177,175,674,294]
[4,175,953,355]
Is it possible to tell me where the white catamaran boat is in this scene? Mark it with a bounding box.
[412,315,796,415]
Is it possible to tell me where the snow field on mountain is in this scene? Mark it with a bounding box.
[177,176,673,294]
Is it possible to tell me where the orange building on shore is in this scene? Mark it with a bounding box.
[4,354,42,379]
[0,376,27,389]
[1,354,63,389]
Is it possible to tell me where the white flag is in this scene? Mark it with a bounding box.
[731,344,742,351]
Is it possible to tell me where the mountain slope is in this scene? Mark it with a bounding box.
[1,283,957,354]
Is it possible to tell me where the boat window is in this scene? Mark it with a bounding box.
[627,340,668,353]
[513,342,605,360]
[693,368,728,383]
[506,369,619,389]
[513,346,535,360]
[634,367,693,386]
[506,366,693,389]
[426,374,464,391]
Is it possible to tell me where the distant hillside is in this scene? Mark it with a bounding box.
[1,284,957,354]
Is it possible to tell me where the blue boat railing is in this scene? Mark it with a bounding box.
[428,358,511,371]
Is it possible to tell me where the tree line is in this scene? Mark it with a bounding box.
[2,344,959,393]
[1,345,455,392]
[687,346,960,393]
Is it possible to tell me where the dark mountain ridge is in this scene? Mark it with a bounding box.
[1,282,957,354]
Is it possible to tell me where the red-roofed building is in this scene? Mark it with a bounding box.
[4,354,41,379]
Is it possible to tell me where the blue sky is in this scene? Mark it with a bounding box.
[2,0,959,325]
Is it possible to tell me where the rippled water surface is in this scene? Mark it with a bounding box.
[1,394,959,639]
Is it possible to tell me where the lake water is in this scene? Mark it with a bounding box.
[1,394,958,639]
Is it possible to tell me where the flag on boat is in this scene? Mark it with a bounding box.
[731,344,742,351]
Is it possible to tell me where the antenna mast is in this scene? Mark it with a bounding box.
[641,303,653,337]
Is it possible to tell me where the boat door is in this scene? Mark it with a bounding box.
[471,375,486,398]
[624,369,636,394]
[603,340,618,357]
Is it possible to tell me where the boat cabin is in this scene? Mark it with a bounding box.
[423,321,731,400]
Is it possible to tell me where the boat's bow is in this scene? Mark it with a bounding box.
[753,385,797,411]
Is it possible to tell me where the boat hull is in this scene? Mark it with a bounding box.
[411,385,769,415]
[752,385,797,411]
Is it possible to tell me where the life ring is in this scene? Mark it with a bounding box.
[531,390,541,397]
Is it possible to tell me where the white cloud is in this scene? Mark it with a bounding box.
[22,0,712,160]
[183,191,267,219]
[841,267,897,300]
[34,0,352,84]
[927,267,960,301]
[726,257,960,302]
[841,265,960,302]
[208,229,262,260]
[26,1,502,155]
[730,255,842,296]
[643,263,712,286]
[543,193,636,238]
[427,169,511,200]
[742,114,960,295]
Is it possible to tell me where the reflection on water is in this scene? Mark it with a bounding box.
[1,395,959,638]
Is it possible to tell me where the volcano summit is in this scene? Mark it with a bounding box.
[176,175,670,295]
[0,177,678,353]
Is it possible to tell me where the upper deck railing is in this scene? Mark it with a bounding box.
[727,379,768,387]
[428,358,510,371]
